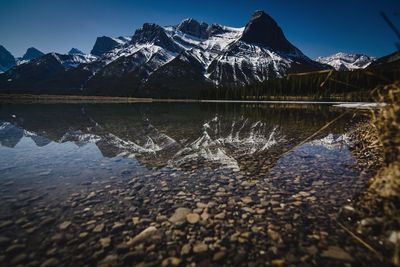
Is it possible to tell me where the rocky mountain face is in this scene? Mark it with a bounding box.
[0,45,16,73]
[90,36,130,57]
[0,11,330,97]
[21,47,44,61]
[68,48,85,55]
[316,52,375,71]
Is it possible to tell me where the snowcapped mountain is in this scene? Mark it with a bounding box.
[316,52,375,71]
[90,36,131,57]
[68,48,85,55]
[0,11,328,97]
[15,47,45,65]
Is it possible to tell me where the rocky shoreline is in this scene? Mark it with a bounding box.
[0,132,389,267]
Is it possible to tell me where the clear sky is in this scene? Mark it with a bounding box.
[0,0,399,59]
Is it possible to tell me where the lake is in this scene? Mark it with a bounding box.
[0,102,375,266]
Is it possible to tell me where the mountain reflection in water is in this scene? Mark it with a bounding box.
[0,103,358,184]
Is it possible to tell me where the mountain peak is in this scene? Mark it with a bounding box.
[316,52,376,70]
[0,45,16,72]
[90,36,122,57]
[177,18,208,39]
[68,48,84,55]
[131,23,182,52]
[240,10,297,53]
[22,47,44,61]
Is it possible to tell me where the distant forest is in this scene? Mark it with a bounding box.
[198,59,400,101]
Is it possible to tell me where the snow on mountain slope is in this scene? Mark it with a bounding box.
[316,52,375,71]
[0,11,329,95]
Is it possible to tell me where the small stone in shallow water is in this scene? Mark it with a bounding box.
[181,244,191,255]
[127,226,158,246]
[271,259,285,266]
[132,217,140,225]
[241,197,253,204]
[39,258,59,267]
[162,257,181,266]
[0,236,11,246]
[0,221,13,229]
[79,232,89,238]
[59,221,71,230]
[321,246,353,261]
[186,213,200,224]
[169,208,191,225]
[93,224,105,233]
[100,236,111,248]
[112,222,124,230]
[213,251,226,261]
[214,212,226,220]
[193,243,208,253]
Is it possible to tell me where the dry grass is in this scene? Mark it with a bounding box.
[370,82,400,197]
[349,82,400,265]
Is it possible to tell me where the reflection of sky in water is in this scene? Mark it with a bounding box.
[0,103,361,193]
[0,136,145,187]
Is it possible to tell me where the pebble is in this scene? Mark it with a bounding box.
[127,226,158,245]
[321,246,354,261]
[0,236,11,246]
[214,212,226,220]
[181,244,191,255]
[162,257,181,266]
[40,258,60,267]
[100,236,112,248]
[93,224,105,233]
[193,243,208,253]
[169,207,191,225]
[241,197,253,204]
[59,221,71,230]
[212,251,226,261]
[186,213,200,224]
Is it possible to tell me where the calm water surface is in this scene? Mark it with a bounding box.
[0,103,373,266]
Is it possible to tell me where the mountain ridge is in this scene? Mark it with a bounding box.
[0,11,361,98]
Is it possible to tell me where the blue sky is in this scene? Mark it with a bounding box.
[0,0,399,58]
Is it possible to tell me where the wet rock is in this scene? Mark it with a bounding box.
[169,208,191,225]
[6,244,25,255]
[0,236,11,246]
[0,220,13,229]
[99,254,118,266]
[93,224,105,233]
[59,221,71,230]
[241,197,253,204]
[271,259,285,266]
[193,242,208,253]
[132,217,140,225]
[79,232,89,238]
[214,212,226,220]
[181,244,191,255]
[11,253,27,265]
[40,258,60,267]
[200,210,209,221]
[127,226,158,246]
[321,246,353,261]
[196,202,208,208]
[100,236,112,248]
[40,218,55,228]
[112,222,124,231]
[162,257,181,266]
[186,213,200,224]
[212,251,226,261]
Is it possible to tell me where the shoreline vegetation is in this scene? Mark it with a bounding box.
[342,82,400,265]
